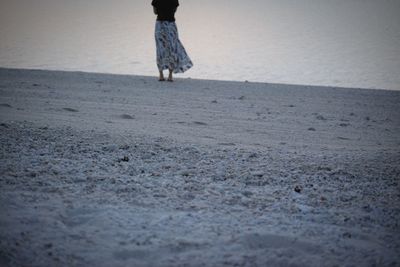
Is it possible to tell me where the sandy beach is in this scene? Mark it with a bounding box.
[0,68,399,266]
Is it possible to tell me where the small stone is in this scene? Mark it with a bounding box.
[242,191,253,197]
[251,171,264,177]
[343,232,352,239]
[363,205,373,213]
[248,152,258,158]
[211,100,218,104]
[119,144,130,150]
[294,185,302,193]
[179,170,191,177]
[121,156,129,162]
[308,127,316,131]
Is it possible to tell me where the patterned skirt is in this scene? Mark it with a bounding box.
[155,21,193,73]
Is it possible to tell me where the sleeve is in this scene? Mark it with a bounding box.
[176,0,179,7]
[151,0,157,7]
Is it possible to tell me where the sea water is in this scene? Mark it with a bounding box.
[0,0,399,90]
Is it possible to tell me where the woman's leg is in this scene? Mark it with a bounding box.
[159,70,165,81]
[168,69,173,82]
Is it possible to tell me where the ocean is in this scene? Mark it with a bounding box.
[0,0,399,90]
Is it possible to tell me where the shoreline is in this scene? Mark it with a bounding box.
[1,67,399,93]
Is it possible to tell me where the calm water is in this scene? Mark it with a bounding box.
[0,0,399,90]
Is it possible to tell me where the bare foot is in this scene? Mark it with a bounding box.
[159,71,165,81]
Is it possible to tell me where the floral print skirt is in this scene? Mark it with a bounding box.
[155,21,193,73]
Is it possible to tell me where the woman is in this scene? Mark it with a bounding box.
[152,0,193,82]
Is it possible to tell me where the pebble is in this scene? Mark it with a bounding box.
[120,156,130,162]
[294,185,302,193]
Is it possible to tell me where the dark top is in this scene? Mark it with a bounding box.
[152,0,179,22]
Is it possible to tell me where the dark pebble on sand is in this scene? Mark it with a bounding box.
[248,152,258,158]
[294,185,302,193]
[121,156,129,162]
[343,232,352,239]
[119,145,130,150]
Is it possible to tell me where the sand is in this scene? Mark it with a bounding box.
[0,68,399,266]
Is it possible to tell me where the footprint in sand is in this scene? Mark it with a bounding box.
[174,121,208,126]
[315,114,327,121]
[120,114,135,120]
[113,250,148,261]
[63,108,79,112]
[0,103,12,108]
[218,142,236,146]
[193,121,208,126]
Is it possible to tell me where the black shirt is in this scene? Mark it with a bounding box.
[152,0,179,22]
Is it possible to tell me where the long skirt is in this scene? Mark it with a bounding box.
[155,21,193,73]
